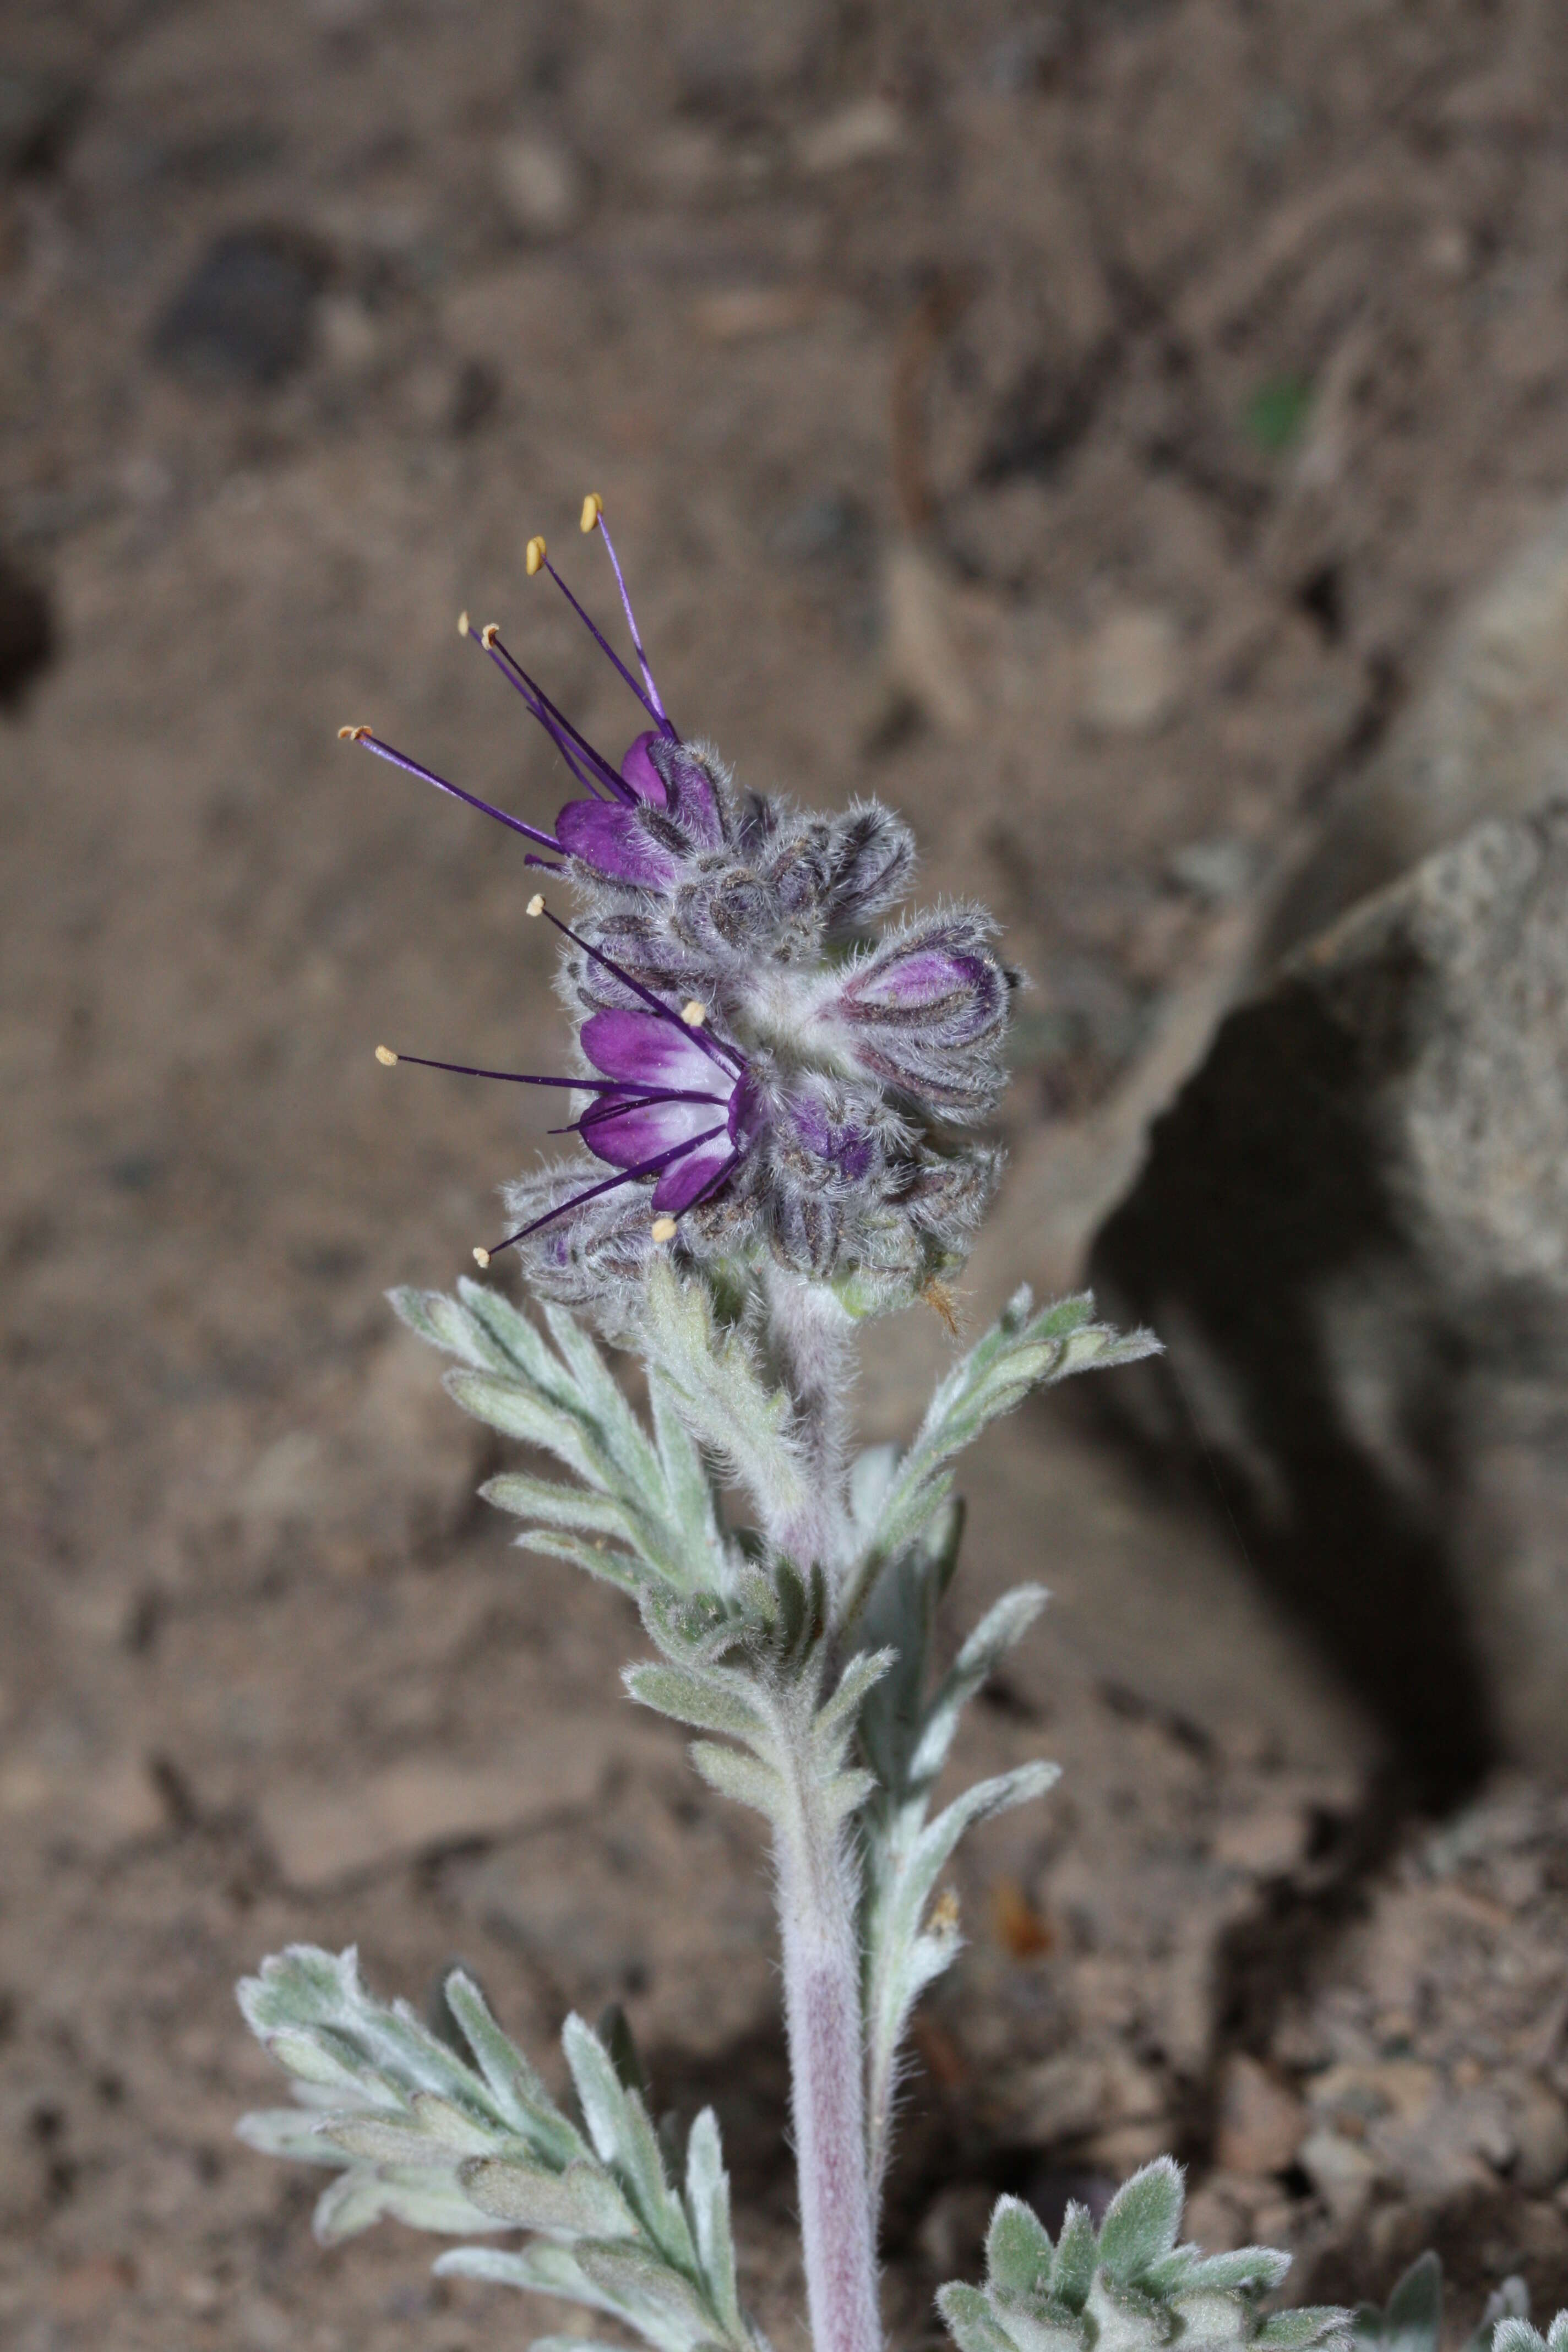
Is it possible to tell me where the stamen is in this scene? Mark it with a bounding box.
[475,1121,731,1259]
[540,557,666,732]
[469,623,631,803]
[458,611,470,637]
[650,1217,678,1242]
[527,893,545,917]
[526,536,547,575]
[532,901,744,1074]
[579,491,674,736]
[472,1246,492,1267]
[680,999,707,1027]
[339,728,563,852]
[368,1046,650,1093]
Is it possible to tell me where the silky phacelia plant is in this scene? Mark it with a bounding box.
[238,499,1368,2352]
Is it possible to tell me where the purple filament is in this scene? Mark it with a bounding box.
[475,631,631,803]
[533,901,747,1076]
[483,1123,732,1255]
[542,556,668,734]
[594,513,674,736]
[350,733,562,852]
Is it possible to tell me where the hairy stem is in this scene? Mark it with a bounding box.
[774,1694,883,2352]
[761,1265,856,1573]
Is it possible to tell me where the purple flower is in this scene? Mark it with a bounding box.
[574,1010,759,1215]
[346,493,1013,1297]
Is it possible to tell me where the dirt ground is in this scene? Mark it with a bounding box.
[6,2,1568,2348]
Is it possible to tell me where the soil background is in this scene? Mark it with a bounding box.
[4,4,1568,2350]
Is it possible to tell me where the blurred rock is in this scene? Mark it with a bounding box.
[1262,491,1568,969]
[1215,2054,1308,2176]
[0,547,52,710]
[690,285,815,342]
[1513,2079,1568,2193]
[258,1730,612,1887]
[1092,806,1568,1789]
[1000,2054,1107,2144]
[0,67,84,179]
[1298,2126,1380,2223]
[917,2184,994,2277]
[796,97,903,175]
[1168,836,1259,905]
[1079,607,1181,736]
[151,226,329,388]
[492,132,582,239]
[315,291,379,375]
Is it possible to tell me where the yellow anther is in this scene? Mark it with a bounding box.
[680,999,707,1027]
[526,535,547,575]
[650,1216,678,1242]
[472,1245,492,1268]
[338,723,371,742]
[480,622,500,649]
[526,892,545,918]
[457,609,470,636]
[580,491,603,533]
[374,1044,398,1066]
[930,1888,960,1933]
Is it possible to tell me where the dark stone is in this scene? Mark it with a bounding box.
[150,226,330,389]
[1089,808,1568,1797]
[0,548,53,711]
[0,68,86,179]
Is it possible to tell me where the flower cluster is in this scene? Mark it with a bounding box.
[347,495,1013,1329]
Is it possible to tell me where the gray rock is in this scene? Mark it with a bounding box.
[1262,494,1568,968]
[151,227,329,389]
[1090,805,1568,1790]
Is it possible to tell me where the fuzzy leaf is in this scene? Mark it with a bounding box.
[941,2283,1028,2352]
[1164,2290,1253,2352]
[988,2195,1055,2302]
[638,1262,812,1555]
[909,1586,1048,1789]
[1257,2313,1354,2351]
[1052,2204,1097,2311]
[312,2162,499,2244]
[845,1291,1160,1619]
[444,1369,603,1484]
[624,1663,771,1743]
[1096,2160,1184,2282]
[233,2108,352,2166]
[484,1472,645,1543]
[562,2017,697,2275]
[684,2107,743,2338]
[688,1739,786,1819]
[458,2155,634,2236]
[440,1972,583,2164]
[389,1285,503,1371]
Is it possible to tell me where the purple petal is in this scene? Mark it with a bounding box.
[653,1140,736,1213]
[580,1009,723,1094]
[580,1093,727,1171]
[620,731,668,806]
[556,798,680,888]
[840,944,1004,1038]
